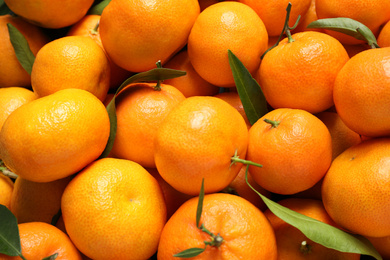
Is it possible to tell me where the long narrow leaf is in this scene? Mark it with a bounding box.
[0,205,22,257]
[244,166,382,260]
[88,0,111,15]
[307,18,379,48]
[228,50,268,125]
[7,23,35,75]
[99,68,186,158]
[196,179,205,228]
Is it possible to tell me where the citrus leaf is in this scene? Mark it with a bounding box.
[228,49,268,125]
[7,23,35,75]
[42,253,58,260]
[99,68,186,158]
[0,1,11,15]
[307,18,379,48]
[0,205,22,257]
[173,247,205,258]
[196,179,205,228]
[88,0,111,15]
[244,166,383,260]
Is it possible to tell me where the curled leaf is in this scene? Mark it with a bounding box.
[307,18,379,48]
[228,50,268,125]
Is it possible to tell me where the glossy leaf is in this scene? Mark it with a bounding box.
[244,166,383,260]
[228,49,268,125]
[7,23,35,75]
[88,0,111,15]
[173,247,205,258]
[99,68,186,158]
[0,205,22,257]
[307,18,379,48]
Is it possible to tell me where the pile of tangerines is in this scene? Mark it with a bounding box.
[1,0,390,259]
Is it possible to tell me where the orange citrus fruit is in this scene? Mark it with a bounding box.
[294,0,323,33]
[154,96,249,195]
[0,222,82,259]
[187,1,268,87]
[366,235,390,260]
[239,0,312,36]
[4,0,94,29]
[222,164,271,211]
[31,35,110,102]
[61,158,167,260]
[333,47,390,137]
[66,14,132,90]
[322,137,390,237]
[257,31,349,114]
[157,193,278,259]
[110,82,186,168]
[0,87,36,132]
[378,20,390,47]
[214,91,251,128]
[10,176,71,224]
[315,0,390,44]
[0,15,49,88]
[316,111,361,160]
[247,108,333,195]
[163,50,220,97]
[0,174,14,209]
[147,167,194,220]
[0,88,110,183]
[264,198,360,259]
[99,0,200,72]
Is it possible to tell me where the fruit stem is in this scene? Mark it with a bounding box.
[154,60,163,91]
[200,224,224,248]
[263,118,280,128]
[91,20,99,35]
[0,162,18,179]
[261,2,300,58]
[230,150,263,168]
[300,240,312,255]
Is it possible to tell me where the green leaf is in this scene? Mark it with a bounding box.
[42,253,58,260]
[228,49,268,125]
[0,1,11,15]
[307,18,379,48]
[196,179,205,228]
[98,68,186,158]
[0,205,22,257]
[243,166,383,260]
[88,0,111,15]
[7,23,35,75]
[173,247,205,258]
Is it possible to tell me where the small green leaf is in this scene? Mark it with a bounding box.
[99,67,186,158]
[196,179,205,228]
[0,1,11,15]
[307,18,379,48]
[88,0,111,15]
[7,23,35,75]
[228,49,268,125]
[173,247,205,258]
[0,205,22,257]
[244,166,383,260]
[42,252,58,260]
